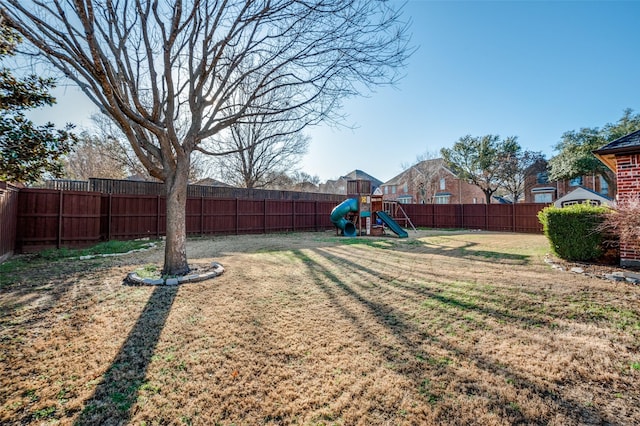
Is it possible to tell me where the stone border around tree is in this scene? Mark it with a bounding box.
[124,262,225,286]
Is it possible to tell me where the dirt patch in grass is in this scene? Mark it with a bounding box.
[1,230,639,425]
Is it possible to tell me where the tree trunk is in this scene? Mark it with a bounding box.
[484,190,493,204]
[163,159,190,276]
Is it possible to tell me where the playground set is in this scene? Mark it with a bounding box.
[329,179,416,238]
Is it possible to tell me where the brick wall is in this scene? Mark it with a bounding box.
[383,169,487,204]
[616,154,640,266]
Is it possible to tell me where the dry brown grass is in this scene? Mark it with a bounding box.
[1,230,639,425]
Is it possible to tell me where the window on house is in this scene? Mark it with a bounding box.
[434,194,450,204]
[569,176,582,186]
[439,178,446,190]
[403,183,408,193]
[391,185,396,194]
[472,198,477,204]
[384,186,388,195]
[599,176,609,196]
[534,193,553,203]
[536,172,549,184]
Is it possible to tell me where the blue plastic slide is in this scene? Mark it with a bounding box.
[330,198,358,237]
[375,211,408,238]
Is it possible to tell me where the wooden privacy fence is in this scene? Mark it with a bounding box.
[0,182,19,262]
[16,188,341,252]
[12,186,549,253]
[403,203,546,233]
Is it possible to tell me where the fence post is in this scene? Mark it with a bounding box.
[57,190,63,249]
[156,195,161,239]
[292,199,295,232]
[200,196,204,236]
[314,201,318,231]
[264,199,267,234]
[235,198,239,235]
[512,202,516,233]
[108,194,112,241]
[485,203,488,231]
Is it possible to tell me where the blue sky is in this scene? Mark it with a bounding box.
[302,0,640,182]
[28,0,640,183]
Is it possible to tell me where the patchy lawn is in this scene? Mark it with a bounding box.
[1,230,639,425]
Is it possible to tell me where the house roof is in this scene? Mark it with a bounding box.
[340,169,383,188]
[193,177,232,187]
[382,158,450,186]
[553,186,613,208]
[593,129,640,172]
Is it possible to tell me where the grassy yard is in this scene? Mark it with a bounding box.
[1,230,639,425]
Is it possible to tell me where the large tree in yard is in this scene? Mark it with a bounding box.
[2,1,411,275]
[441,134,516,204]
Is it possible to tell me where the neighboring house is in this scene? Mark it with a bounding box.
[524,159,614,203]
[380,158,486,204]
[594,129,640,267]
[319,169,383,194]
[553,186,613,208]
[193,177,232,187]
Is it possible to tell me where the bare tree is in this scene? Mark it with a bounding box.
[205,91,310,188]
[2,1,412,274]
[63,131,127,180]
[498,139,545,203]
[400,151,443,204]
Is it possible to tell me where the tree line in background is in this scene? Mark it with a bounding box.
[438,108,640,204]
[1,19,638,199]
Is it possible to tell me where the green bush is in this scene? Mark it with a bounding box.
[537,203,611,261]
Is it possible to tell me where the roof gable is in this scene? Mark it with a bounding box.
[553,186,613,208]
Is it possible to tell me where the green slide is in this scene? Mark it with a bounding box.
[375,211,408,238]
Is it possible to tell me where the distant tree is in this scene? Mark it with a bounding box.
[204,93,310,188]
[3,1,411,275]
[63,132,127,180]
[549,109,640,191]
[258,170,320,191]
[0,22,76,184]
[401,151,443,204]
[498,138,545,203]
[441,134,515,204]
[90,113,204,182]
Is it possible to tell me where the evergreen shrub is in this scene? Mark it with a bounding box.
[537,203,611,261]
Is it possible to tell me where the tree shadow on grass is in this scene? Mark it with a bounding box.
[291,248,616,424]
[75,285,178,425]
[320,247,553,329]
[395,239,532,265]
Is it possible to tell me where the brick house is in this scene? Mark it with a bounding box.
[524,158,614,204]
[380,158,486,204]
[594,129,640,267]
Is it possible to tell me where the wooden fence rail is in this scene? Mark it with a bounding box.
[6,186,548,254]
